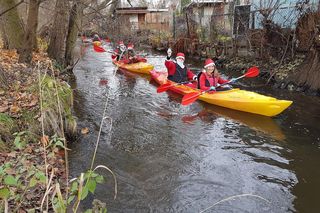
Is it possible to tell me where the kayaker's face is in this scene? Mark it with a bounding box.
[206,65,216,75]
[177,58,184,64]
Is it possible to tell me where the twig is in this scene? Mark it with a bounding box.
[0,0,24,17]
[40,168,55,211]
[199,193,270,213]
[37,61,49,211]
[90,66,117,170]
[49,61,69,200]
[4,199,8,213]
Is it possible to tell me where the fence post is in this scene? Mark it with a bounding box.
[173,12,176,39]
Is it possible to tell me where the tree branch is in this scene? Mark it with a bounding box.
[0,0,24,17]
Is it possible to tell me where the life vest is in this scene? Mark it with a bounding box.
[168,63,188,83]
[197,72,232,91]
[197,72,214,89]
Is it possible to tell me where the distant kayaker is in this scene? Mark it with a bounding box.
[92,33,101,42]
[165,48,197,86]
[123,43,147,64]
[198,58,235,92]
[112,41,126,61]
[125,43,138,63]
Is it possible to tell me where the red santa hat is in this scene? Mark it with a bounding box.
[176,52,185,60]
[204,58,216,68]
[127,43,134,50]
[118,41,124,46]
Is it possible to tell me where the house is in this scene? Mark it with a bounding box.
[116,7,149,31]
[184,0,233,35]
[115,7,170,32]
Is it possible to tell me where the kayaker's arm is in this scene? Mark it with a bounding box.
[165,60,176,76]
[217,77,229,84]
[199,73,211,91]
[187,68,196,81]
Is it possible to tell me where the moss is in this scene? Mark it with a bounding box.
[40,76,77,137]
[0,112,14,127]
[0,113,17,147]
[20,109,40,138]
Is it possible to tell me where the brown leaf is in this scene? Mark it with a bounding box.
[41,135,49,146]
[25,146,33,153]
[81,127,89,135]
[0,105,9,112]
[5,168,16,175]
[26,193,33,200]
[26,97,38,107]
[10,105,20,113]
[7,152,16,158]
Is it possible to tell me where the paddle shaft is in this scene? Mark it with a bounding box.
[157,80,196,93]
[181,67,259,106]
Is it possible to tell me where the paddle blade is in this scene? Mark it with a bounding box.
[245,66,259,77]
[157,83,172,93]
[181,92,201,106]
[93,45,106,53]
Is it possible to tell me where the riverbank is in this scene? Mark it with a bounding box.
[0,49,74,211]
[150,44,311,95]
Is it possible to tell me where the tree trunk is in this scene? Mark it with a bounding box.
[47,0,69,65]
[18,0,40,63]
[0,22,9,49]
[292,12,320,90]
[65,1,84,69]
[294,49,320,90]
[0,66,9,89]
[0,0,24,50]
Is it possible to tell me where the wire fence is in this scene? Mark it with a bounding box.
[171,1,319,58]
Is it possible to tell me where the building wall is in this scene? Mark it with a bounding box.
[144,12,170,31]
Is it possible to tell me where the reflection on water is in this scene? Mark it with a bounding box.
[69,43,320,212]
[180,103,286,141]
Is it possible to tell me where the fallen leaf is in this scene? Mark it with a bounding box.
[41,135,49,146]
[10,105,20,113]
[99,79,108,86]
[5,168,16,175]
[26,98,38,107]
[81,127,89,135]
[7,152,16,158]
[0,105,8,112]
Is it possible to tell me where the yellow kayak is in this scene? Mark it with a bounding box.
[92,41,102,46]
[199,89,292,117]
[112,59,154,74]
[151,70,293,117]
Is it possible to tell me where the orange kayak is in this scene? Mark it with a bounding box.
[112,59,154,74]
[151,70,293,117]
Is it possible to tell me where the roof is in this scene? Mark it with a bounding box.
[148,9,169,12]
[184,0,225,9]
[116,6,148,14]
[116,7,169,14]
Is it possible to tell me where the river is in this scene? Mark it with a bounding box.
[69,43,320,212]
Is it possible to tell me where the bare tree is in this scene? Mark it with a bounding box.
[47,0,70,65]
[18,0,41,63]
[291,11,320,90]
[0,0,25,50]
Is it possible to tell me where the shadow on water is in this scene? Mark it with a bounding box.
[69,44,320,212]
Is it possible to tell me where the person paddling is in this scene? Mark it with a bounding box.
[165,48,197,87]
[112,41,126,61]
[92,33,101,42]
[198,58,235,92]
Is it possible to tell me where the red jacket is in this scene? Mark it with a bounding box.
[165,60,195,82]
[199,71,228,91]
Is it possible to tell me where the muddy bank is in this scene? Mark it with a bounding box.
[0,49,74,212]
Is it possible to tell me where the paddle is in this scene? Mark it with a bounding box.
[181,66,259,106]
[157,80,195,93]
[93,45,106,53]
